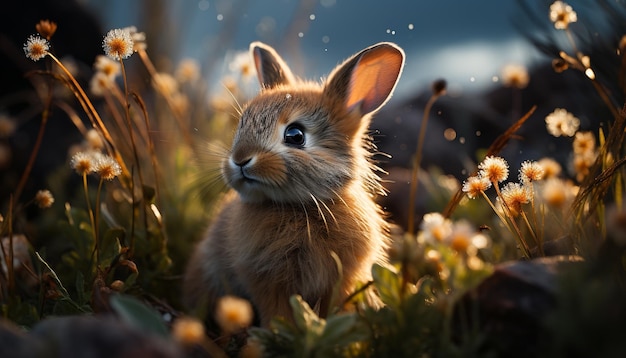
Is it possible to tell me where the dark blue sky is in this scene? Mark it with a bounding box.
[85,0,594,98]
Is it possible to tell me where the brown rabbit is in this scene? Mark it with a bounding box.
[184,41,404,327]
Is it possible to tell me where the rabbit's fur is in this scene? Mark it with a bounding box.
[184,41,404,326]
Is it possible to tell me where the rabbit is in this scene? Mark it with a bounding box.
[184,41,405,327]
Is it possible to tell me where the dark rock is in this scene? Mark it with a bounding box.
[452,255,583,357]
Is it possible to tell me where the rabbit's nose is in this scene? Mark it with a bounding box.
[233,157,252,167]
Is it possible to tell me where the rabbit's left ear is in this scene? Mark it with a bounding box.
[325,42,404,115]
[250,41,295,89]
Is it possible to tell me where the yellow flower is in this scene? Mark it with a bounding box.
[550,1,577,30]
[478,156,509,183]
[545,108,579,137]
[172,316,206,345]
[35,190,55,209]
[215,295,254,334]
[102,28,134,60]
[462,175,491,199]
[501,64,529,89]
[23,35,49,61]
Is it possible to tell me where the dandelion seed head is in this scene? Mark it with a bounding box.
[94,55,121,78]
[215,295,254,334]
[519,160,545,183]
[70,151,97,175]
[420,212,453,245]
[95,155,122,180]
[175,58,201,83]
[545,108,579,137]
[123,26,147,51]
[102,28,134,60]
[541,177,573,208]
[85,129,104,150]
[23,35,49,61]
[462,175,491,199]
[501,64,529,89]
[500,182,531,216]
[35,190,54,209]
[538,157,562,178]
[152,72,179,96]
[573,131,595,155]
[550,1,577,30]
[478,156,509,183]
[89,72,114,97]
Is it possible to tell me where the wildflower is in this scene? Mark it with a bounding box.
[519,160,545,183]
[35,190,54,208]
[35,19,57,40]
[541,177,575,208]
[94,55,121,78]
[501,64,529,89]
[500,182,532,216]
[23,35,49,61]
[573,152,595,183]
[446,220,489,256]
[538,157,562,178]
[102,28,134,60]
[420,212,453,245]
[152,72,179,96]
[70,151,98,175]
[215,295,254,334]
[545,108,579,137]
[0,114,16,138]
[94,154,122,180]
[462,175,491,199]
[549,1,577,30]
[478,156,509,183]
[572,131,595,155]
[172,316,206,345]
[170,92,190,116]
[89,72,114,97]
[229,51,254,81]
[85,129,105,150]
[123,26,147,52]
[175,59,201,83]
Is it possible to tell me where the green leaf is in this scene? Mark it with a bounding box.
[320,313,370,348]
[109,294,168,337]
[372,264,402,307]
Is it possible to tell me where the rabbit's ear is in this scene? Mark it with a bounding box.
[325,43,404,115]
[250,42,295,89]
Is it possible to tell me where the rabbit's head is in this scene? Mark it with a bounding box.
[223,42,404,203]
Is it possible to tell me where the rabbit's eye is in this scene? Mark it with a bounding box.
[284,124,306,147]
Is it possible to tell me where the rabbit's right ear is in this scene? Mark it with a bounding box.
[250,42,295,89]
[325,43,404,116]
